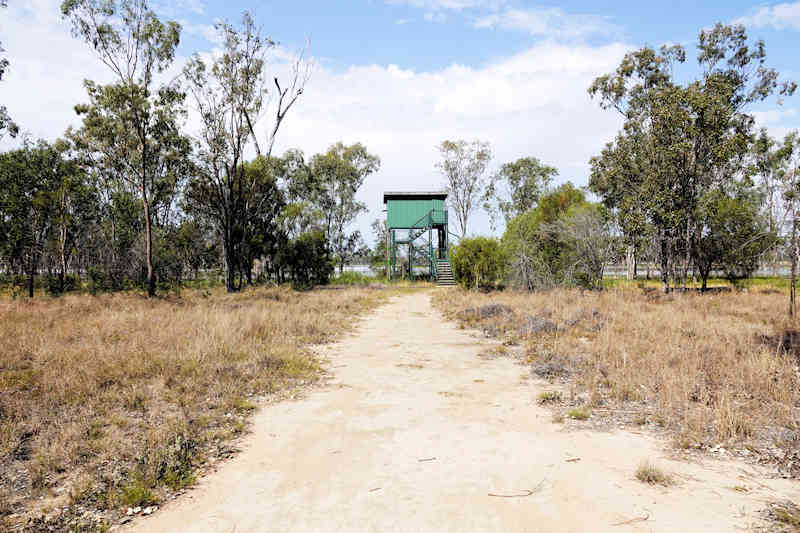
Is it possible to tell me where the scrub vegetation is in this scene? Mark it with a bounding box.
[0,286,385,530]
[433,285,800,470]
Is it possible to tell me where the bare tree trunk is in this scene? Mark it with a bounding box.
[682,218,691,290]
[142,194,155,297]
[791,212,797,317]
[626,245,635,281]
[660,234,669,294]
[770,191,778,277]
[28,256,35,298]
[59,250,67,294]
[224,241,237,293]
[58,192,68,294]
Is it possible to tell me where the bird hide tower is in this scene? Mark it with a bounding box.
[382,191,454,285]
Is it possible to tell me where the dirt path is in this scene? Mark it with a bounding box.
[129,291,799,532]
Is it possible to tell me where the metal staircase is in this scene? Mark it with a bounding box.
[436,259,456,286]
[391,207,453,283]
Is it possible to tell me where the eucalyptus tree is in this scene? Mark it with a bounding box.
[183,13,308,291]
[484,156,557,230]
[370,218,389,275]
[773,132,800,315]
[551,204,618,290]
[501,183,589,290]
[693,189,774,290]
[0,0,17,139]
[50,140,100,293]
[590,125,652,279]
[62,0,191,296]
[589,24,796,291]
[0,141,65,297]
[436,139,492,238]
[289,142,380,274]
[239,156,285,285]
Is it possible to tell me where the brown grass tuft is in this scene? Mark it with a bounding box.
[635,460,674,486]
[765,500,800,530]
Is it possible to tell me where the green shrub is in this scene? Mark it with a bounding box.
[330,271,376,285]
[119,480,156,507]
[567,407,590,420]
[450,237,505,290]
[277,230,334,290]
[501,183,614,290]
[537,391,562,404]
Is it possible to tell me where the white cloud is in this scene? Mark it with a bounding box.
[0,0,115,143]
[154,0,206,17]
[265,41,632,239]
[23,2,799,243]
[388,2,619,39]
[475,7,619,38]
[734,1,800,30]
[178,19,223,45]
[0,0,207,150]
[386,0,505,10]
[752,107,798,124]
[752,107,799,141]
[423,11,447,23]
[0,0,634,240]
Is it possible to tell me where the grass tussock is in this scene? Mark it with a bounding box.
[537,391,562,404]
[567,407,591,420]
[0,286,384,528]
[433,286,800,459]
[635,460,674,486]
[766,501,800,530]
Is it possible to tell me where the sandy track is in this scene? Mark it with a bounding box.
[128,290,799,532]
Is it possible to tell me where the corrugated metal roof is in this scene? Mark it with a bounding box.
[382,191,448,203]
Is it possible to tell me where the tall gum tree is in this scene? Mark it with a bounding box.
[62,0,190,296]
[0,0,18,139]
[0,141,67,297]
[182,12,310,292]
[483,156,557,231]
[287,143,380,274]
[774,132,800,315]
[589,24,796,292]
[436,139,492,239]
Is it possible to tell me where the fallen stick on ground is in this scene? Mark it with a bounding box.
[488,489,536,498]
[489,480,545,498]
[611,513,649,526]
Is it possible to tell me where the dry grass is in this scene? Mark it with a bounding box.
[536,391,562,404]
[433,287,800,458]
[567,407,591,420]
[766,500,800,530]
[0,286,385,529]
[635,460,674,486]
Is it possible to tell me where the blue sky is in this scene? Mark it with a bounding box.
[174,1,797,73]
[2,0,799,241]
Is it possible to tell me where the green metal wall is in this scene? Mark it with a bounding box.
[387,198,445,228]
